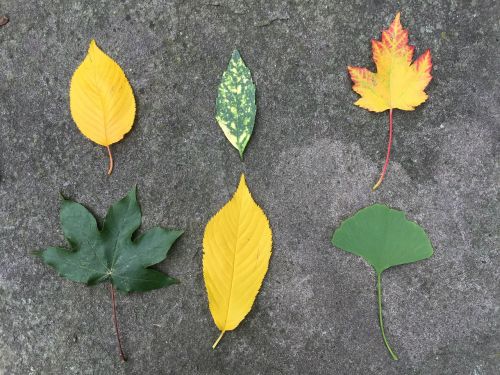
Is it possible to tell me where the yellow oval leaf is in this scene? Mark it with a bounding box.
[203,174,272,348]
[69,40,136,173]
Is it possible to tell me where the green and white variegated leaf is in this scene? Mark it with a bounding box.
[216,50,256,158]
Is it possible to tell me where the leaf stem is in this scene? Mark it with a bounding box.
[377,272,398,360]
[212,331,225,349]
[106,145,114,175]
[372,108,393,191]
[110,284,127,362]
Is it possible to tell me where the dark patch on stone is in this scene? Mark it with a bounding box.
[0,15,9,27]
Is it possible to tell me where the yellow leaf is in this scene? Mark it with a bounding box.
[348,13,432,112]
[203,174,272,348]
[69,40,136,174]
[347,13,432,190]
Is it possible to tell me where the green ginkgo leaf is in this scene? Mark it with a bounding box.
[331,204,433,360]
[216,50,256,158]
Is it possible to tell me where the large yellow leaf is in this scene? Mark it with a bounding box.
[347,13,432,190]
[69,40,136,174]
[203,174,272,348]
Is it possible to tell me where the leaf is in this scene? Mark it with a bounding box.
[332,204,433,360]
[347,13,432,190]
[35,188,182,361]
[216,50,256,158]
[70,40,136,174]
[203,174,272,348]
[332,204,433,274]
[37,187,182,292]
[348,13,432,112]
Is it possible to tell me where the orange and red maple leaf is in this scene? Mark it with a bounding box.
[348,12,432,112]
[348,13,433,190]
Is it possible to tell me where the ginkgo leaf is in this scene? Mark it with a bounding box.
[216,50,256,158]
[70,40,136,174]
[203,174,272,348]
[35,188,182,361]
[348,13,432,190]
[332,204,433,360]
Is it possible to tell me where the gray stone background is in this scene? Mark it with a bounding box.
[0,0,498,374]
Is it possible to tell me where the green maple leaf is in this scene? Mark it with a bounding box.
[332,204,433,360]
[36,187,182,292]
[35,187,182,361]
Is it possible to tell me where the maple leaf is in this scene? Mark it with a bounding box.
[348,13,432,190]
[35,188,182,361]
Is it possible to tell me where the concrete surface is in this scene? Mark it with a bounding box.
[0,0,498,374]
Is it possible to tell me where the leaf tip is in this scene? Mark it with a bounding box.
[347,66,362,84]
[238,173,247,188]
[231,49,241,60]
[393,11,401,24]
[387,12,403,38]
[89,39,98,51]
[170,277,181,285]
[128,185,138,200]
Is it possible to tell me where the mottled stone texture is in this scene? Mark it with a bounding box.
[0,0,498,374]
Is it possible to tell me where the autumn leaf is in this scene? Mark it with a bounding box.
[203,175,272,348]
[348,13,432,190]
[35,188,182,361]
[332,204,433,360]
[70,40,136,174]
[216,50,256,158]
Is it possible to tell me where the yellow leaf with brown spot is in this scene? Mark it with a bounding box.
[348,13,432,190]
[70,40,136,174]
[203,174,272,348]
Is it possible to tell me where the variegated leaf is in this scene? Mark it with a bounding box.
[215,50,256,158]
